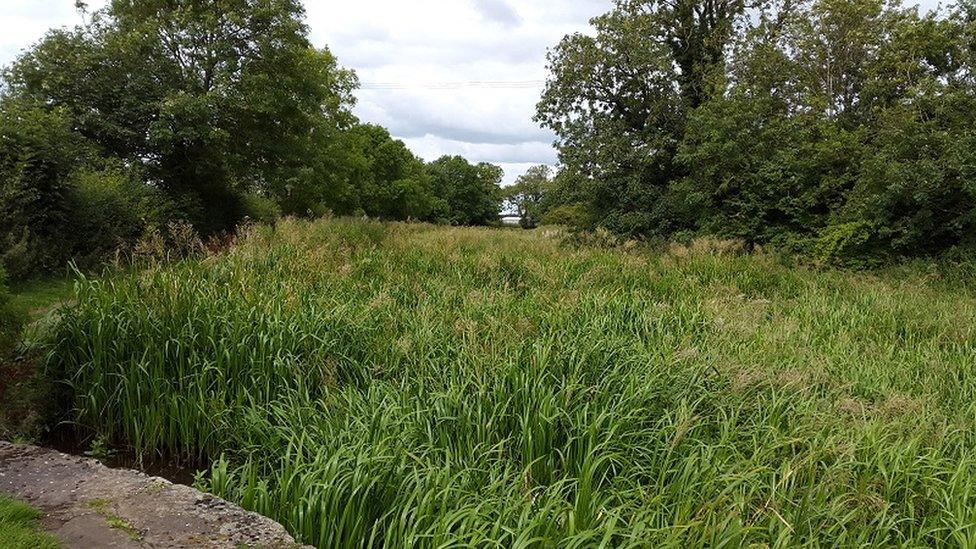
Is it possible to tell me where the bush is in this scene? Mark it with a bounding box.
[0,98,182,279]
[0,95,183,279]
[839,98,976,258]
[677,94,861,245]
[241,193,283,225]
[537,0,976,264]
[0,229,49,284]
[540,204,592,228]
[814,221,880,268]
[65,165,178,267]
[0,97,90,280]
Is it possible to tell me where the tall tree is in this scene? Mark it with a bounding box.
[4,0,358,233]
[622,0,751,108]
[427,156,503,226]
[341,124,437,221]
[537,1,753,235]
[677,0,976,260]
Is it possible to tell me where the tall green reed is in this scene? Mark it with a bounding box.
[41,218,976,547]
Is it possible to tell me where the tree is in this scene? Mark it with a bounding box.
[677,0,976,259]
[0,94,182,280]
[340,124,437,221]
[0,264,25,354]
[504,166,552,229]
[426,156,503,226]
[0,97,91,279]
[621,0,753,108]
[539,0,976,261]
[4,0,358,234]
[536,0,754,236]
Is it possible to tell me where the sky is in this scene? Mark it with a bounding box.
[0,0,947,185]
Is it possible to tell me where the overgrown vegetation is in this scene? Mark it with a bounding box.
[0,1,503,282]
[0,274,71,442]
[0,266,28,439]
[2,0,974,546]
[5,0,974,281]
[537,0,976,263]
[0,494,60,549]
[40,218,976,547]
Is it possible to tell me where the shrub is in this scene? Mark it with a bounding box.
[132,221,204,265]
[65,165,178,267]
[814,221,880,268]
[0,97,90,280]
[677,94,861,245]
[540,204,592,228]
[840,99,976,258]
[0,98,183,279]
[0,229,49,284]
[240,193,283,225]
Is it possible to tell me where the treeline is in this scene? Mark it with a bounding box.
[0,0,502,282]
[531,0,976,264]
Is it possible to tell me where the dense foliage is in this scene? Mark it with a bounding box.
[334,124,436,220]
[4,0,359,234]
[42,218,976,547]
[503,166,551,229]
[538,0,976,263]
[427,155,504,226]
[0,1,502,281]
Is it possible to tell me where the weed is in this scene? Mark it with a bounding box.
[84,435,115,460]
[104,516,141,541]
[145,480,168,494]
[88,499,141,541]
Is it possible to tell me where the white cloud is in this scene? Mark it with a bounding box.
[471,0,523,27]
[0,0,107,63]
[303,0,609,184]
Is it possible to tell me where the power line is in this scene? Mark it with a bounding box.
[360,80,545,90]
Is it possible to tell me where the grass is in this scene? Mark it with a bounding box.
[0,494,59,549]
[38,217,976,547]
[0,277,75,441]
[8,277,75,321]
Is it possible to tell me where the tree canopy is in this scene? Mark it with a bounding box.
[503,166,552,229]
[0,0,504,280]
[4,0,358,233]
[427,156,504,226]
[538,0,976,263]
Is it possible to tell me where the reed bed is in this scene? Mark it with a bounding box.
[43,218,976,547]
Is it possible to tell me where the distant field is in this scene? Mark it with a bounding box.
[42,218,976,547]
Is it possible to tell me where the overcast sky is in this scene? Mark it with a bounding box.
[0,0,946,185]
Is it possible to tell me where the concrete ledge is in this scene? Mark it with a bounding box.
[0,441,307,548]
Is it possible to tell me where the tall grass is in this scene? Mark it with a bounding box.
[42,218,976,547]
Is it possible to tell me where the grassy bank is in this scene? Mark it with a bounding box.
[0,277,75,442]
[40,218,976,547]
[0,494,59,548]
[8,278,75,322]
